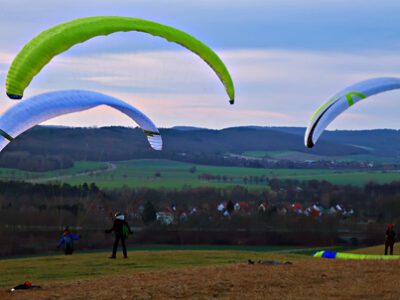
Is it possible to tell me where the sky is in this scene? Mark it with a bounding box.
[1,0,400,129]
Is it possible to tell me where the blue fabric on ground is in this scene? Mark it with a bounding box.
[321,251,337,259]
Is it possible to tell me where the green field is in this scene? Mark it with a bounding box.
[63,159,400,188]
[243,150,400,164]
[0,161,107,181]
[242,150,328,161]
[5,159,400,189]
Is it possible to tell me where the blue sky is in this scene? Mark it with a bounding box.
[1,0,400,129]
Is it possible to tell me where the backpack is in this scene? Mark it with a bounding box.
[122,223,130,239]
[387,229,395,240]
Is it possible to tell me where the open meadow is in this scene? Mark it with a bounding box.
[6,159,400,189]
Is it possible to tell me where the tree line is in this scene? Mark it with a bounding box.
[2,179,400,255]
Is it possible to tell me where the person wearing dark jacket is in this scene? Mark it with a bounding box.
[385,223,396,255]
[105,212,133,259]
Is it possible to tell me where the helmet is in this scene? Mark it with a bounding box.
[115,212,125,221]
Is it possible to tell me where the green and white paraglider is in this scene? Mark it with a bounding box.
[6,16,235,104]
[0,90,162,152]
[305,77,400,148]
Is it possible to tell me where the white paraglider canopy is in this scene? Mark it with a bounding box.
[0,90,162,152]
[305,77,400,148]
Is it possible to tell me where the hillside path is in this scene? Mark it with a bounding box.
[27,162,116,183]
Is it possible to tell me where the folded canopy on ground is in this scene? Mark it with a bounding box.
[6,16,235,104]
[0,90,162,152]
[314,251,400,260]
[305,77,400,148]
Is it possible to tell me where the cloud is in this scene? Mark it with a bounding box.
[0,52,14,64]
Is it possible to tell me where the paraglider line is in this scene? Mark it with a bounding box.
[306,101,337,148]
[6,93,22,100]
[143,130,160,137]
[0,129,14,141]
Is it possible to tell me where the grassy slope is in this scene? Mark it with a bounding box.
[349,244,396,255]
[3,249,400,300]
[0,247,308,288]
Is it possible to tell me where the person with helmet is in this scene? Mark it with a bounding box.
[57,226,81,255]
[384,223,396,255]
[105,212,133,259]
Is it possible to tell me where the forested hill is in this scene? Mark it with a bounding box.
[273,127,400,156]
[2,125,394,162]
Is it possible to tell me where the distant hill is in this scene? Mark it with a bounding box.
[171,126,206,131]
[1,125,400,170]
[319,129,400,156]
[272,127,400,157]
[0,125,383,161]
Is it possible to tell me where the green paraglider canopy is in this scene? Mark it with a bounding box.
[6,16,235,104]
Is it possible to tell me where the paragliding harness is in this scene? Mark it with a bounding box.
[386,225,396,240]
[64,234,73,254]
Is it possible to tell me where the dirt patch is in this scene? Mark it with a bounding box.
[1,259,400,299]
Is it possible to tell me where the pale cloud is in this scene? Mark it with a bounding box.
[1,48,400,129]
[0,52,14,64]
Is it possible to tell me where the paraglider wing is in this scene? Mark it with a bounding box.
[305,77,400,148]
[0,90,162,152]
[314,251,400,260]
[6,16,235,103]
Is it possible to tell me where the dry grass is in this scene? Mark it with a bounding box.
[2,257,400,299]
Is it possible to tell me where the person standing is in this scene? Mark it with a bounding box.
[105,212,133,259]
[57,226,80,255]
[384,223,396,255]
